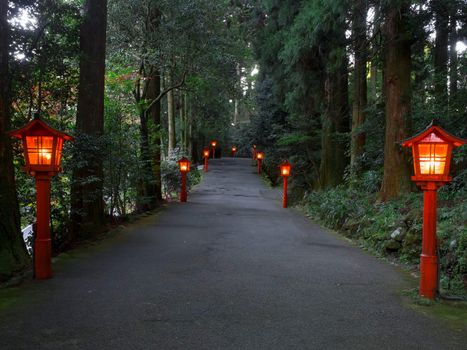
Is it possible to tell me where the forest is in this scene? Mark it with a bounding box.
[0,0,466,296]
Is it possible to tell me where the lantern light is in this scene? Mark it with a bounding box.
[402,121,465,183]
[211,140,217,148]
[9,116,73,175]
[232,146,237,152]
[177,157,191,202]
[178,157,191,173]
[203,148,210,158]
[256,151,264,160]
[280,160,291,177]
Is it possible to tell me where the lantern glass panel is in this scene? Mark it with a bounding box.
[26,136,54,165]
[281,167,290,176]
[418,143,448,175]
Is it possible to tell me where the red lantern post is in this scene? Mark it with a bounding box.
[231,146,237,157]
[252,144,257,160]
[280,160,292,208]
[211,140,217,159]
[9,115,73,279]
[203,147,210,172]
[256,151,264,175]
[177,157,191,202]
[402,121,465,299]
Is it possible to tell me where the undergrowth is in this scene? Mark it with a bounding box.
[302,170,467,297]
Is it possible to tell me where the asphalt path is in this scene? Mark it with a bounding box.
[0,158,466,349]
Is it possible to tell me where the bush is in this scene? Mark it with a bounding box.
[302,170,467,296]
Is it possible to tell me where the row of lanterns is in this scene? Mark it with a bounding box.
[251,145,291,208]
[8,117,466,301]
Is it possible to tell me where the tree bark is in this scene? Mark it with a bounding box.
[167,77,175,155]
[147,71,163,203]
[449,6,458,97]
[350,0,368,174]
[319,29,350,188]
[433,0,449,108]
[379,1,412,201]
[0,1,29,281]
[71,0,107,238]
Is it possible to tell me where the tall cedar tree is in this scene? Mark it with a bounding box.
[350,0,368,173]
[379,1,412,201]
[433,0,449,107]
[319,27,350,188]
[71,0,107,238]
[0,1,29,280]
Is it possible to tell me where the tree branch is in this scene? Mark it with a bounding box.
[144,71,187,113]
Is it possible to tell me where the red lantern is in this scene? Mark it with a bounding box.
[211,140,217,159]
[402,121,466,299]
[203,147,210,172]
[231,146,237,157]
[256,151,264,174]
[177,157,191,202]
[279,160,292,208]
[9,116,73,280]
[280,160,291,178]
[9,117,73,176]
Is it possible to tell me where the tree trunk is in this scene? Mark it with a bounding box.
[147,71,163,203]
[0,1,29,281]
[167,78,175,155]
[319,30,350,188]
[449,7,458,97]
[71,0,107,238]
[379,2,412,201]
[350,0,368,174]
[433,0,449,109]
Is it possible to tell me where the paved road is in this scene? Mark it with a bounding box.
[0,158,465,349]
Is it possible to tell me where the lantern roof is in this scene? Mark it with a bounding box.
[402,121,465,148]
[9,116,73,141]
[177,156,190,163]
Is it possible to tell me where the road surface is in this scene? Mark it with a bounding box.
[0,158,465,349]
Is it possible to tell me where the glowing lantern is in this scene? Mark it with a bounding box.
[203,147,210,172]
[280,160,291,177]
[211,140,217,159]
[177,157,191,202]
[231,146,237,157]
[9,115,73,280]
[403,123,465,183]
[279,160,292,208]
[178,157,191,173]
[256,151,264,174]
[9,116,72,176]
[402,121,466,300]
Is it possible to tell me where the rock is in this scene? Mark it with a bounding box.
[390,227,405,242]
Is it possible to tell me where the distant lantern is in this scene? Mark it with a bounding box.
[203,147,210,172]
[280,160,291,177]
[402,121,465,184]
[9,115,73,176]
[211,140,217,159]
[256,151,264,175]
[231,146,237,157]
[177,157,191,202]
[402,121,466,300]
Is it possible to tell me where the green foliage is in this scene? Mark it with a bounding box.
[303,172,467,296]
